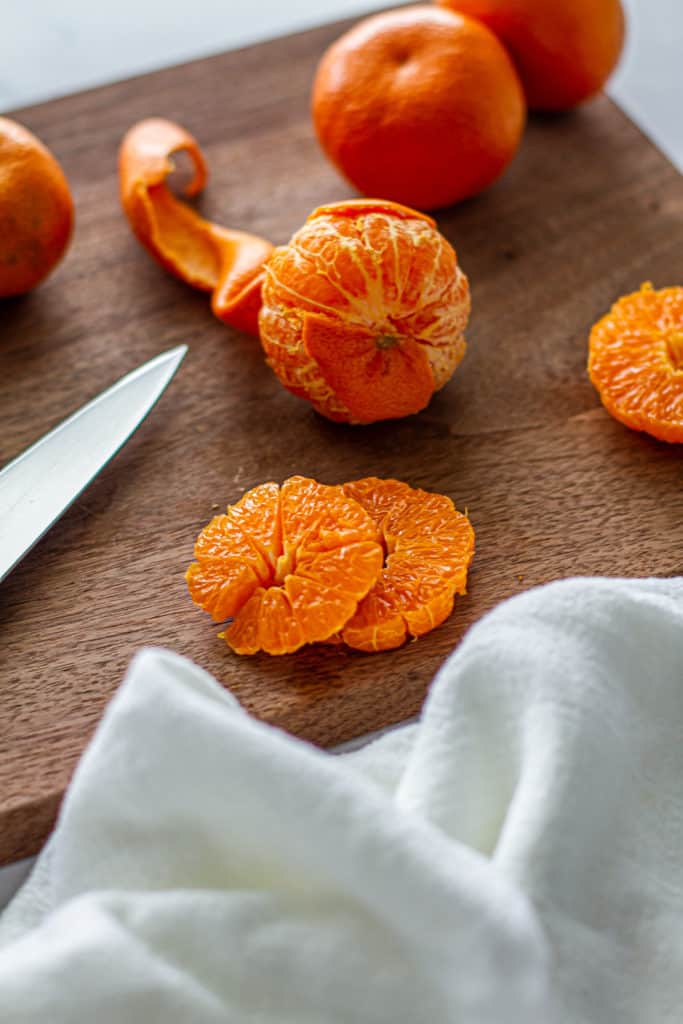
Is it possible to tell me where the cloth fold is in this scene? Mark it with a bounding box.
[1,577,682,1022]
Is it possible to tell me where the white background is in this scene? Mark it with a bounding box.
[0,0,681,905]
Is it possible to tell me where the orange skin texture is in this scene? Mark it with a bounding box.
[0,117,73,298]
[438,0,626,110]
[588,283,683,444]
[340,478,475,652]
[186,477,384,655]
[259,199,471,424]
[311,5,526,211]
[119,118,273,336]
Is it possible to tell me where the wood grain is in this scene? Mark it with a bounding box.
[1,16,682,865]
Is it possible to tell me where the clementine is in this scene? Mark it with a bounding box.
[311,5,526,210]
[588,283,683,444]
[0,117,73,298]
[437,0,625,110]
[259,199,471,424]
[186,475,475,656]
[186,476,384,655]
[118,123,472,426]
[341,478,475,651]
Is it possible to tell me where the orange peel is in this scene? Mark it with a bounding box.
[119,118,273,335]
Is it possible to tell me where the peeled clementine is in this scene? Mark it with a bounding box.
[186,476,384,655]
[341,478,475,651]
[311,5,526,211]
[259,199,471,424]
[438,0,625,110]
[0,118,73,298]
[118,121,472,426]
[588,283,683,444]
[186,475,475,656]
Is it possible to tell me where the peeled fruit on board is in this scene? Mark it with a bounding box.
[340,478,475,652]
[0,117,74,298]
[259,200,471,424]
[119,118,273,336]
[119,120,471,424]
[437,0,625,111]
[588,283,683,444]
[186,476,475,655]
[311,5,526,210]
[186,476,384,655]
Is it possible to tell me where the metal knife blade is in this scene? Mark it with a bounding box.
[0,345,187,583]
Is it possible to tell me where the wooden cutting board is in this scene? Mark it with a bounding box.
[1,15,682,866]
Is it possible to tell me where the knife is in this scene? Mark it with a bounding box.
[0,345,187,584]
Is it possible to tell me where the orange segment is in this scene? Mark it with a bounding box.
[186,560,259,623]
[343,593,409,652]
[119,118,273,336]
[221,588,264,656]
[186,477,383,655]
[257,589,305,656]
[279,475,378,552]
[211,480,281,572]
[295,543,385,594]
[588,283,683,443]
[285,576,359,642]
[341,478,475,652]
[302,312,435,424]
[191,481,282,598]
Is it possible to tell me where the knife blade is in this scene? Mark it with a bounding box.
[0,345,187,583]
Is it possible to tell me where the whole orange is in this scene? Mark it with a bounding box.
[437,0,625,110]
[0,117,74,298]
[259,199,471,424]
[311,5,526,211]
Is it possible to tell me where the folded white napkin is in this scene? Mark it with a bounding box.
[1,577,682,1023]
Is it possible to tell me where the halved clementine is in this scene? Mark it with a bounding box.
[186,476,383,654]
[588,283,683,443]
[340,477,475,651]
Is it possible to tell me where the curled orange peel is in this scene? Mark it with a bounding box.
[119,118,274,336]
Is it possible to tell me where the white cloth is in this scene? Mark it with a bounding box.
[1,577,682,1022]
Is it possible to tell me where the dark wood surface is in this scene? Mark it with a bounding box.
[1,16,682,866]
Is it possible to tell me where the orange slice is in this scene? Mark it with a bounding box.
[186,477,383,655]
